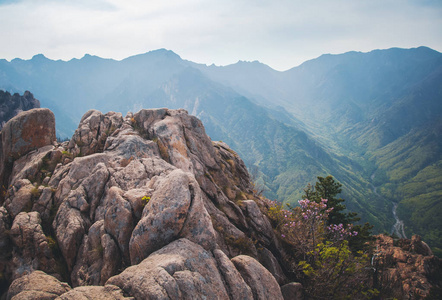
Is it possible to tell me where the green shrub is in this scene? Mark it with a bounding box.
[91,244,104,258]
[30,186,41,199]
[225,235,255,255]
[46,235,57,250]
[141,196,151,207]
[299,241,376,299]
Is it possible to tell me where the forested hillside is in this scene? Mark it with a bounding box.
[197,46,442,254]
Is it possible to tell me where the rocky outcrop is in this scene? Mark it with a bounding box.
[6,270,71,300]
[67,110,123,157]
[9,212,58,280]
[1,108,55,159]
[0,108,56,195]
[57,285,132,300]
[1,107,441,299]
[129,169,216,265]
[231,255,283,300]
[0,107,290,299]
[107,238,233,299]
[373,234,442,299]
[0,90,40,130]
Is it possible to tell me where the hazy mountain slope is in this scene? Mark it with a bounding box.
[189,60,289,108]
[0,54,119,136]
[96,50,189,113]
[0,50,381,223]
[1,47,440,238]
[196,47,442,148]
[370,118,442,254]
[346,55,442,150]
[0,49,187,137]
[283,47,442,124]
[192,46,442,251]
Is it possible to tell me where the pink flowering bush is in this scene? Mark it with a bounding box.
[270,198,357,257]
[264,198,376,299]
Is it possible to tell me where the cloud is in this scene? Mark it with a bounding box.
[0,0,116,10]
[0,0,441,70]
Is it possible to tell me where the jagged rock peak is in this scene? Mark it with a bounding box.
[0,107,293,299]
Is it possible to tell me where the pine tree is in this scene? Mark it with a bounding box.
[303,175,373,252]
[303,175,359,225]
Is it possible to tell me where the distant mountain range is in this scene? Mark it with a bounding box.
[1,46,441,254]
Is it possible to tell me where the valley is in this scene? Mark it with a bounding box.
[370,172,406,239]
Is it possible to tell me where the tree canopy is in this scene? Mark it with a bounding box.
[303,175,360,225]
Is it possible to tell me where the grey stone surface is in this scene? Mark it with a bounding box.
[108,239,229,300]
[7,270,71,300]
[231,255,283,300]
[281,282,303,300]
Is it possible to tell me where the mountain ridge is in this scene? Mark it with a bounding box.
[0,46,441,251]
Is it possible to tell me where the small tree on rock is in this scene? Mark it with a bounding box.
[303,175,374,253]
[303,175,359,226]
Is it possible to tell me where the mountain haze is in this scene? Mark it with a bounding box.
[197,46,442,253]
[1,47,441,251]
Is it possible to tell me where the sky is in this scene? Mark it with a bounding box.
[0,0,441,71]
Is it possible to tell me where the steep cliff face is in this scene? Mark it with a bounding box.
[0,108,291,299]
[0,91,40,130]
